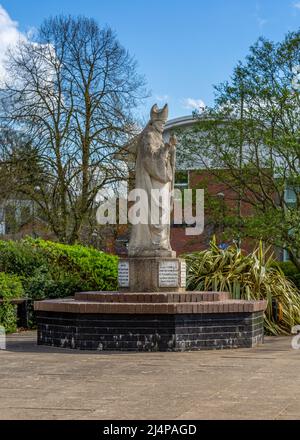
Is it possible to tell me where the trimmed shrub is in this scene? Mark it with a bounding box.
[23,267,80,300]
[0,238,118,302]
[0,272,24,333]
[28,238,118,293]
[0,238,118,329]
[0,272,24,300]
[0,240,46,277]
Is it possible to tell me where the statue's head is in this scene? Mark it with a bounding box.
[150,104,168,133]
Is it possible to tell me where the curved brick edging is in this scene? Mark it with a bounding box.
[74,291,230,302]
[34,297,267,314]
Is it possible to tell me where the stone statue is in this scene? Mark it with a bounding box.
[127,104,176,257]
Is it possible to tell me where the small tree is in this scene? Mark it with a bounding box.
[0,15,146,243]
[178,31,300,269]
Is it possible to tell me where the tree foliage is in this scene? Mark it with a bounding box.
[0,15,146,243]
[178,31,300,268]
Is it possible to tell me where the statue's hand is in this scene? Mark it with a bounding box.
[169,134,177,147]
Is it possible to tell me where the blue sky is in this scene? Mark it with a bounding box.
[1,0,300,119]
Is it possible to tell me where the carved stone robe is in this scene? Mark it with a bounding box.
[128,126,175,256]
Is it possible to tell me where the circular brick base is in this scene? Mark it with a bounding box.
[34,292,266,351]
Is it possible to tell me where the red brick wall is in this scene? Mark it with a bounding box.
[171,227,209,255]
[170,169,257,255]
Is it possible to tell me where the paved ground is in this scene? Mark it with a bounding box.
[0,331,299,420]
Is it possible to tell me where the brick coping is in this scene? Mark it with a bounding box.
[74,291,230,303]
[34,298,267,314]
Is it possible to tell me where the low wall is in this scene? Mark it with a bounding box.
[36,308,264,351]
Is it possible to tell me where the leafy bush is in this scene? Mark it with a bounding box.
[0,303,17,333]
[0,272,24,332]
[0,238,118,329]
[186,239,300,335]
[274,261,300,290]
[0,240,46,277]
[0,238,118,301]
[23,267,80,300]
[0,272,24,300]
[28,238,118,292]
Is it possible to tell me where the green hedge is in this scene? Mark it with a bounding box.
[29,239,118,292]
[0,238,118,298]
[0,239,45,277]
[0,272,24,332]
[273,261,300,290]
[0,238,118,329]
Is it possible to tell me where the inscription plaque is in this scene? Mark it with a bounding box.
[181,261,186,287]
[159,260,179,287]
[118,261,129,287]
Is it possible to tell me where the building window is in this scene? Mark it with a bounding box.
[283,249,290,262]
[171,171,189,228]
[284,185,300,207]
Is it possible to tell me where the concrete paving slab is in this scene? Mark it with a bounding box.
[0,331,299,420]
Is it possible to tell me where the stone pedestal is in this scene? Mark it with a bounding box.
[118,257,186,292]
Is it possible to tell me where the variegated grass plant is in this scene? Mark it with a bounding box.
[185,239,300,335]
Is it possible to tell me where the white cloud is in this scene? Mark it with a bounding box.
[0,5,23,81]
[254,3,268,28]
[182,98,205,112]
[257,17,268,27]
[293,2,300,9]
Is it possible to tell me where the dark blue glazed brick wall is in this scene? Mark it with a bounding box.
[36,311,264,351]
